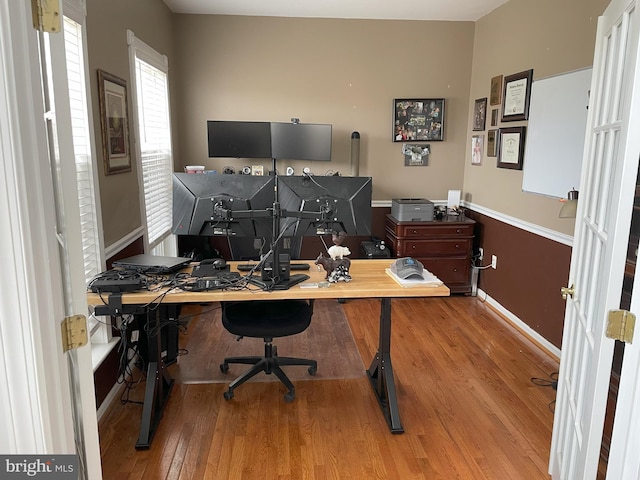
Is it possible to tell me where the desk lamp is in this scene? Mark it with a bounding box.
[559,189,579,218]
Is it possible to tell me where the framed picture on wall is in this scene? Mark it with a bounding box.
[501,69,534,122]
[487,129,498,157]
[97,69,132,175]
[497,126,526,169]
[393,98,445,142]
[490,75,503,105]
[471,135,484,165]
[473,97,487,131]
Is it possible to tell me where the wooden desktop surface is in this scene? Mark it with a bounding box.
[86,259,450,305]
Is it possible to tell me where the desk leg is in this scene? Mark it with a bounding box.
[135,307,175,450]
[367,297,404,434]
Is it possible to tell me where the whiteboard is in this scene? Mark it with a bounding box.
[522,67,592,198]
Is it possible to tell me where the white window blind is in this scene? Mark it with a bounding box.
[132,48,173,250]
[63,16,101,283]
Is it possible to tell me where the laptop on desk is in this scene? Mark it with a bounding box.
[112,254,192,274]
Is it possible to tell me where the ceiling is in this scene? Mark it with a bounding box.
[162,0,511,22]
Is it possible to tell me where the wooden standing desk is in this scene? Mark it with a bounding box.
[87,259,449,448]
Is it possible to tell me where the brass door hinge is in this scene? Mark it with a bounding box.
[31,0,61,32]
[61,315,88,353]
[606,309,636,343]
[561,284,575,300]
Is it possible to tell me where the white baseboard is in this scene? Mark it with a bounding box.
[477,288,561,361]
[97,381,124,422]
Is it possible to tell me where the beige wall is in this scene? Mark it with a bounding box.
[86,0,609,246]
[86,0,174,247]
[172,16,475,201]
[463,0,609,236]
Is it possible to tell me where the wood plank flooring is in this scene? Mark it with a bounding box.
[98,296,558,479]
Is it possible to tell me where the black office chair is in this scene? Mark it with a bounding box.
[219,299,317,402]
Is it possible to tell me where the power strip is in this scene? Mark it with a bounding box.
[90,278,142,293]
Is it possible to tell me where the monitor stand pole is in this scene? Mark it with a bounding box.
[256,158,309,290]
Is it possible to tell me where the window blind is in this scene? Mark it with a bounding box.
[134,57,173,249]
[63,16,101,283]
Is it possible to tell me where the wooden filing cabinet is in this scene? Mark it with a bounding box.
[385,214,475,294]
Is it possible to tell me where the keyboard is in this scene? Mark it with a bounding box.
[236,263,310,272]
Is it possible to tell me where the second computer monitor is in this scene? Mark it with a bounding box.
[278,175,372,237]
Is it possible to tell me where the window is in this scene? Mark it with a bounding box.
[59,4,109,349]
[127,31,175,254]
[63,15,103,284]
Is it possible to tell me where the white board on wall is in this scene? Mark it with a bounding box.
[522,67,592,199]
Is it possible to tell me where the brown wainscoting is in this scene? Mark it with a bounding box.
[465,209,571,349]
[94,236,145,409]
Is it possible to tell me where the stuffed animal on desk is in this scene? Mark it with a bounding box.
[315,230,352,283]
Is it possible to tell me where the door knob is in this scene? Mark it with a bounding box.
[561,284,575,300]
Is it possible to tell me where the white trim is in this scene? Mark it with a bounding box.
[373,200,574,247]
[126,29,168,72]
[477,288,562,360]
[96,382,125,422]
[104,226,145,259]
[464,201,574,247]
[91,338,119,372]
[62,0,86,22]
[0,0,74,454]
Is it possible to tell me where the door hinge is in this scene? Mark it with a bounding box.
[31,0,61,33]
[561,284,575,300]
[606,309,636,343]
[61,315,88,353]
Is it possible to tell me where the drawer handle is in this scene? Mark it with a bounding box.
[412,230,418,234]
[456,229,461,233]
[412,245,416,249]
[453,268,458,272]
[455,244,460,249]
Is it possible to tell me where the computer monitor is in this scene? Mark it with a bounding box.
[270,122,332,161]
[207,121,272,158]
[173,173,274,237]
[278,175,373,237]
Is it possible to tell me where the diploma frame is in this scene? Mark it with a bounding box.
[501,69,533,122]
[497,126,526,169]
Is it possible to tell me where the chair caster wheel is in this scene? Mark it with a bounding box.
[308,365,317,375]
[223,390,234,400]
[220,363,229,374]
[284,391,295,403]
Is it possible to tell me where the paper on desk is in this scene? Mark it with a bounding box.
[385,268,444,287]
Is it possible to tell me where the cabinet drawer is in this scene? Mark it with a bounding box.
[394,224,474,238]
[399,239,472,257]
[421,257,470,286]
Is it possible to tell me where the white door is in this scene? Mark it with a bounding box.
[549,0,640,478]
[0,1,101,477]
[606,257,640,476]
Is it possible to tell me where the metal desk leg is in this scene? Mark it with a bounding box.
[367,297,404,433]
[135,307,175,449]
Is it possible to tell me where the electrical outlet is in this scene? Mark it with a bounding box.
[491,255,498,269]
[478,247,484,261]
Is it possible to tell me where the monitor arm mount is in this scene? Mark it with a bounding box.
[209,160,342,289]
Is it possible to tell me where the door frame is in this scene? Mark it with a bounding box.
[0,1,102,477]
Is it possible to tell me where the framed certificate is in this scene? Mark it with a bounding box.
[501,69,534,122]
[497,126,526,169]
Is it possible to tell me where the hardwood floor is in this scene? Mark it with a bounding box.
[98,296,558,479]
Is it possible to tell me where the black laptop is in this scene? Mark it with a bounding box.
[112,254,192,274]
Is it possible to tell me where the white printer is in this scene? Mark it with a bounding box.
[391,198,434,222]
